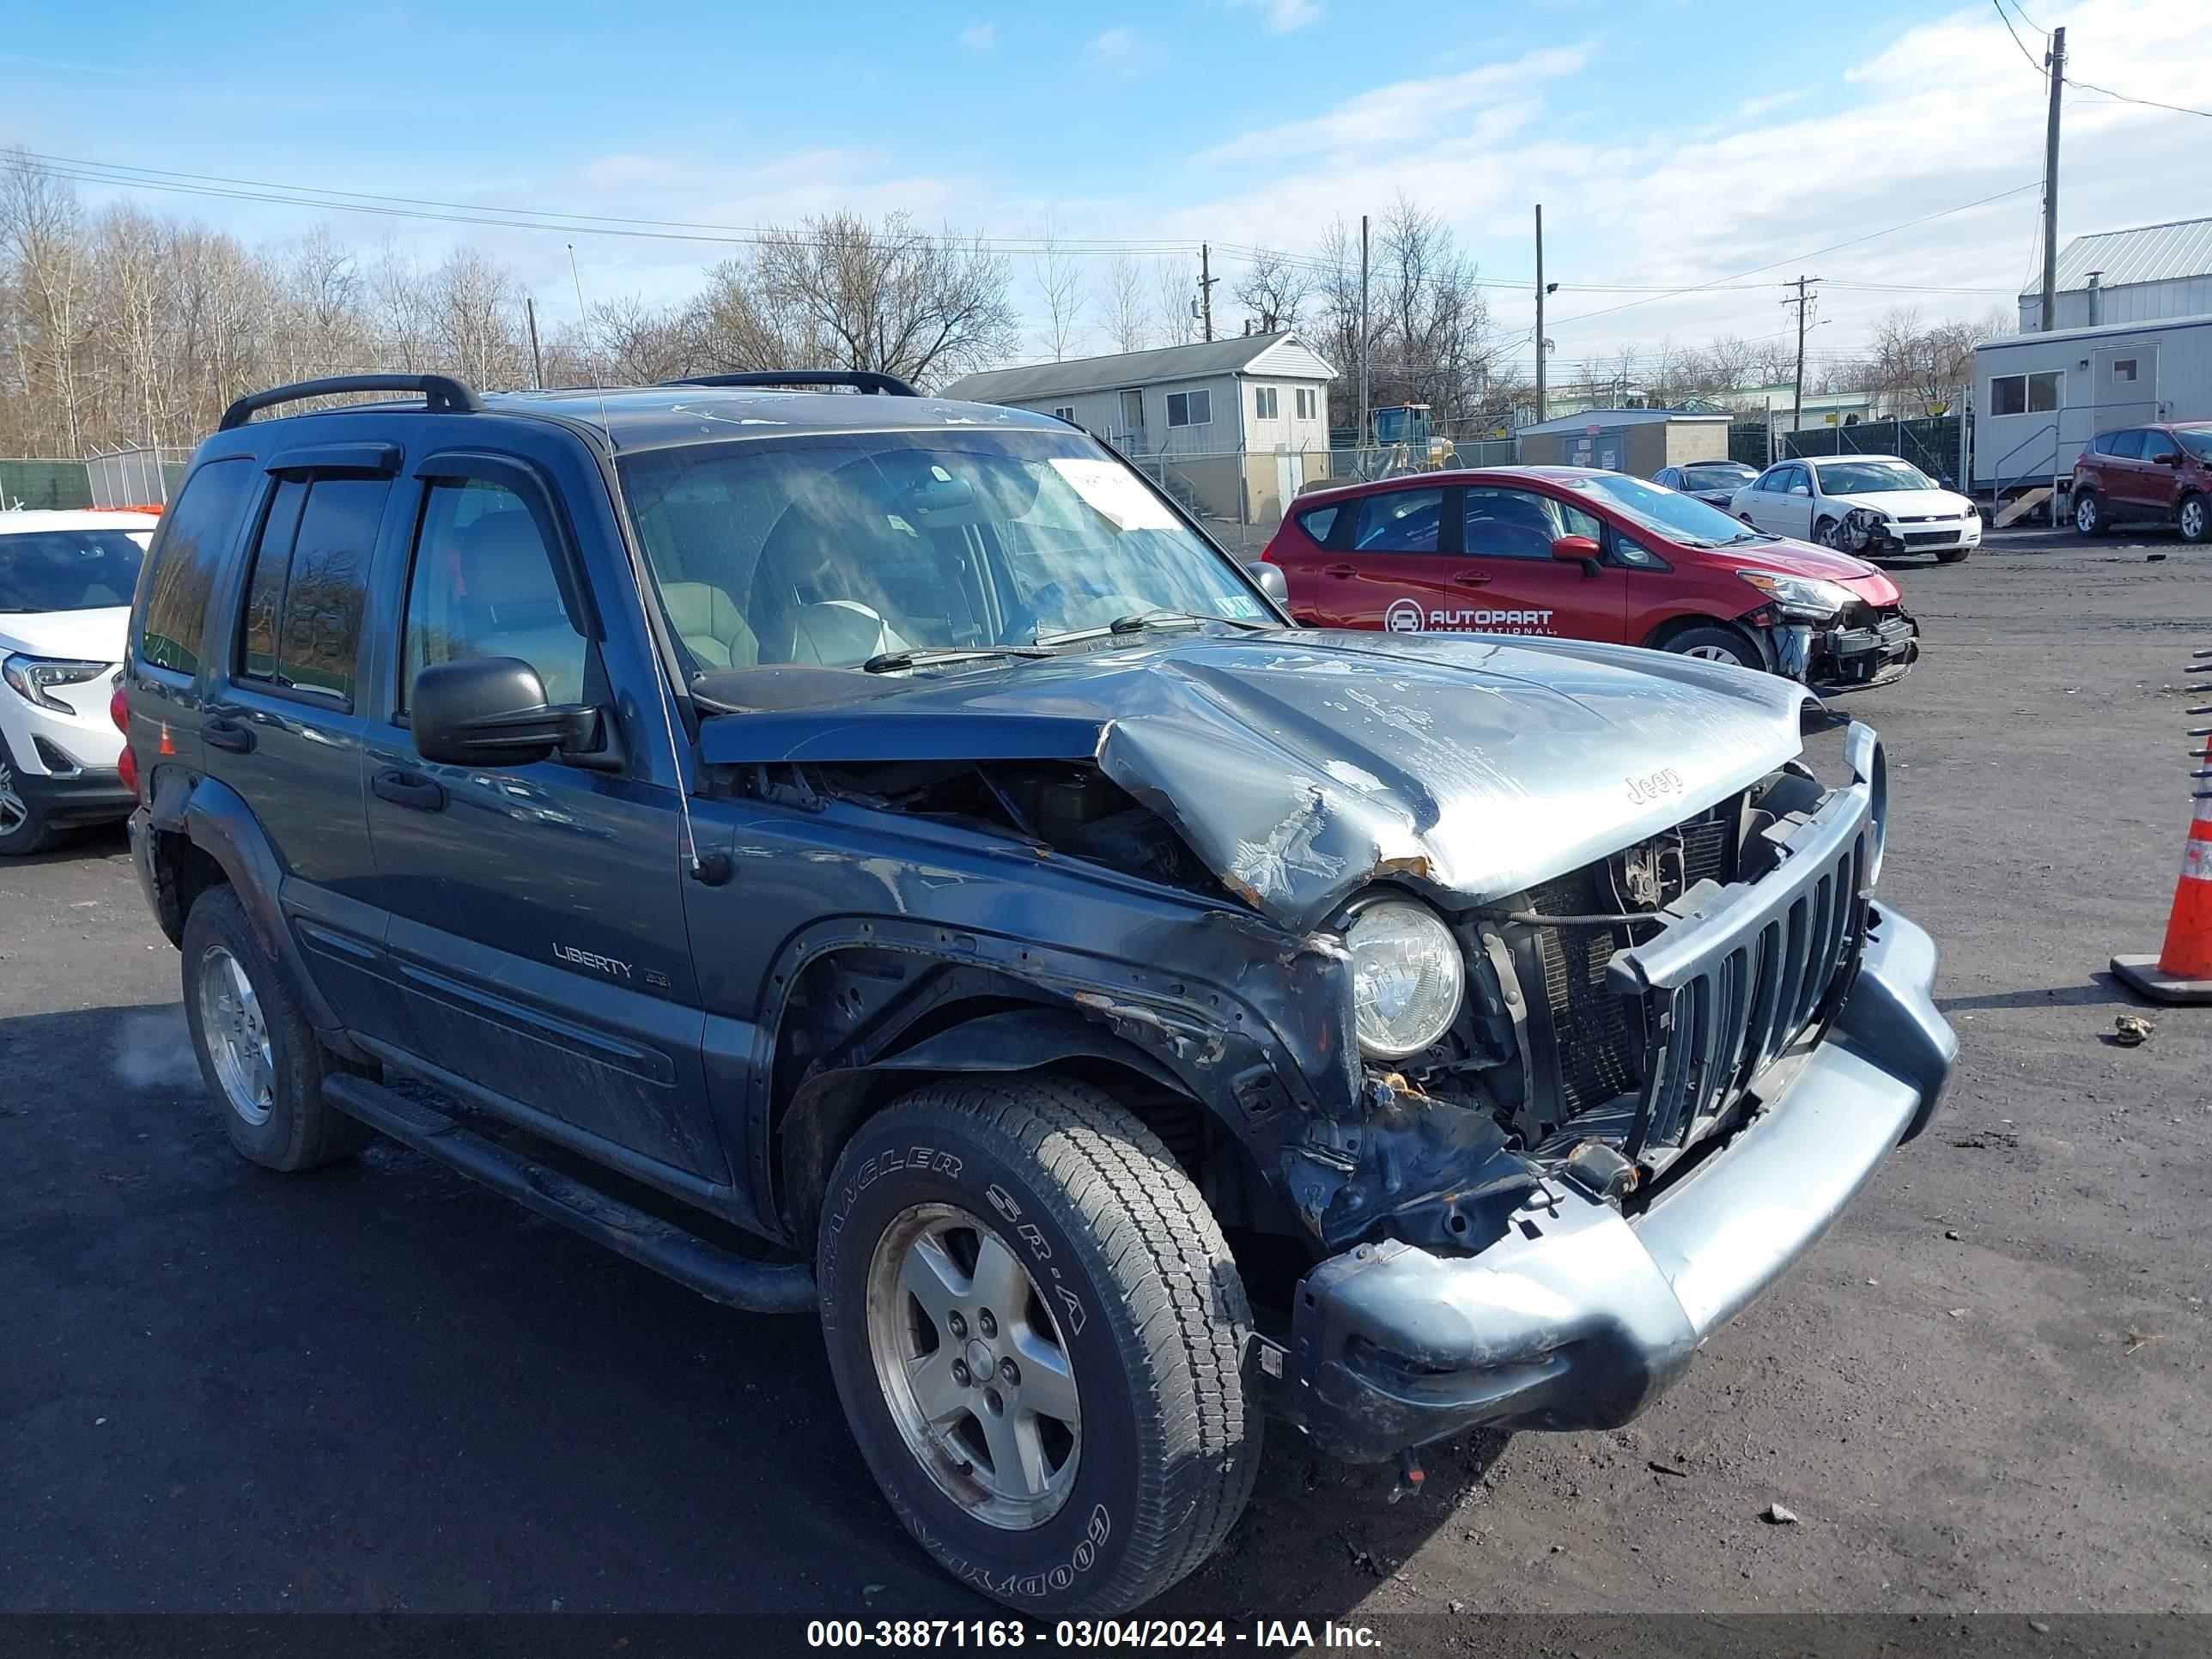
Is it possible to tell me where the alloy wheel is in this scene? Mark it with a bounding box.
[0,761,25,836]
[197,944,275,1126]
[2184,498,2207,541]
[1683,643,1741,663]
[866,1202,1081,1531]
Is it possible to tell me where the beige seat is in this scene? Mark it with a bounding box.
[780,600,908,667]
[661,581,760,670]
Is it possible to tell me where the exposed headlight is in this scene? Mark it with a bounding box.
[1346,898,1465,1060]
[1,653,111,714]
[1736,570,1852,622]
[1838,506,1888,551]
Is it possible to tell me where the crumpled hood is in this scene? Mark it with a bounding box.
[0,605,128,664]
[699,629,1808,933]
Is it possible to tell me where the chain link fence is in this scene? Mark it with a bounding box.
[85,445,192,506]
[0,459,96,511]
[1781,415,1967,489]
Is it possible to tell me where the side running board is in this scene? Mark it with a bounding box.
[321,1074,817,1315]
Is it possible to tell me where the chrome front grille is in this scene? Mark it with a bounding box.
[1604,738,1881,1165]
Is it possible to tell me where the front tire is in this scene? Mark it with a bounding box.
[817,1078,1260,1617]
[2181,493,2209,544]
[180,885,371,1171]
[0,737,59,857]
[2075,489,2106,536]
[1663,623,1766,672]
[1813,516,1841,548]
[1935,545,1973,563]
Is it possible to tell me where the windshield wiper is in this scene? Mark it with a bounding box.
[860,645,1055,674]
[1035,610,1270,647]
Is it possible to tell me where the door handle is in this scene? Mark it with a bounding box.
[1322,562,1357,579]
[1449,569,1493,587]
[371,768,446,812]
[201,716,255,754]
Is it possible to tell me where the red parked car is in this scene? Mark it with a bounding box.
[2069,420,2212,543]
[1261,466,1919,690]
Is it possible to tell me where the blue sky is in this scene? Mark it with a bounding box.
[8,0,2209,374]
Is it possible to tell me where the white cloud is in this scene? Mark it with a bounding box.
[959,22,995,52]
[1228,0,1323,33]
[1195,45,1590,163]
[1082,27,1151,77]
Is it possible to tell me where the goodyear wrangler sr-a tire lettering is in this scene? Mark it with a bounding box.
[816,1078,1260,1617]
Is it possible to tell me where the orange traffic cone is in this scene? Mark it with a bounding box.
[2113,652,2212,1003]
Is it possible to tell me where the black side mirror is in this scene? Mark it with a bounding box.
[412,656,608,769]
[1246,559,1290,609]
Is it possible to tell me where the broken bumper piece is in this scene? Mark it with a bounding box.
[1275,901,1954,1463]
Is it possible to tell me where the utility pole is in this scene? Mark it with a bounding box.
[1784,276,1821,441]
[2039,25,2067,331]
[525,295,545,391]
[1534,204,1547,423]
[1357,214,1370,448]
[1199,243,1218,343]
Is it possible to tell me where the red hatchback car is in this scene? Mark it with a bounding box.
[2069,420,2212,543]
[1262,465,1918,690]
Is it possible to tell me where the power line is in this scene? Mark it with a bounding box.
[2065,77,2212,119]
[1990,0,2046,79]
[11,149,1212,258]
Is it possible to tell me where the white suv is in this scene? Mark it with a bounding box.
[0,509,158,854]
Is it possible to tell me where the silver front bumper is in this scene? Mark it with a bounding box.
[1280,900,1954,1462]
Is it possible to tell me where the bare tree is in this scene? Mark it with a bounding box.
[1700,332,1755,393]
[1366,195,1497,423]
[1100,253,1150,354]
[1151,253,1200,347]
[1030,214,1086,362]
[1233,247,1310,335]
[2,150,93,453]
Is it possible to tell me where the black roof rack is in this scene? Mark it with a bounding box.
[659,370,920,398]
[218,374,485,432]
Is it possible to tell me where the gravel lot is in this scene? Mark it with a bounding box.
[3,525,2207,1620]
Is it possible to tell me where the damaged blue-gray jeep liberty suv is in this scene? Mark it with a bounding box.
[122,369,1954,1615]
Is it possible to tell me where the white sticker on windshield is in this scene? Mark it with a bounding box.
[1048,459,1179,531]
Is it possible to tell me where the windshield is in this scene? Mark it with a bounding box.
[1680,464,1754,491]
[1814,459,1934,495]
[2173,428,2212,464]
[616,430,1272,673]
[1556,471,1770,548]
[0,527,147,613]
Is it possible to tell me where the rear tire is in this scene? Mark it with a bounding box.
[817,1077,1260,1617]
[2180,493,2209,545]
[0,736,60,857]
[2074,489,2106,536]
[180,885,371,1171]
[1662,624,1765,672]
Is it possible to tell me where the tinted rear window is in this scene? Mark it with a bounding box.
[235,474,386,705]
[139,459,256,676]
[1294,504,1340,543]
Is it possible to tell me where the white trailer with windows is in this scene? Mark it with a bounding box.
[1972,312,2212,496]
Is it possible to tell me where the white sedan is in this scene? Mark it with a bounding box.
[1731,455,1981,562]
